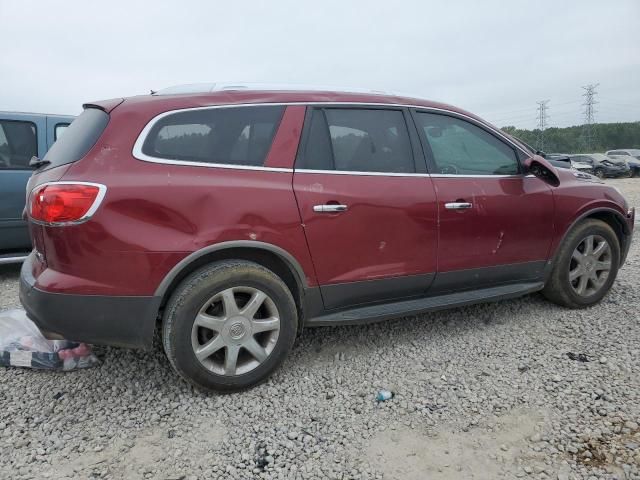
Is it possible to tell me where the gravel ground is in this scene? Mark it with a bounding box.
[1,178,639,480]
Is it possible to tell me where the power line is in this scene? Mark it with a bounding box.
[581,84,599,150]
[536,100,550,150]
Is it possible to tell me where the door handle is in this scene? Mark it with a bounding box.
[313,204,348,213]
[445,202,473,210]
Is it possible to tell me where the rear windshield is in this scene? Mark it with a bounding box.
[42,108,109,169]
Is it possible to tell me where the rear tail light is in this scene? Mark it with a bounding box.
[29,182,106,225]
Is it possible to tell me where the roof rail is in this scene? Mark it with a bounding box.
[152,82,394,96]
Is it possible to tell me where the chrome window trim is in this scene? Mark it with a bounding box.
[131,156,293,173]
[429,173,527,178]
[132,101,531,173]
[27,181,107,227]
[293,169,527,179]
[294,169,431,177]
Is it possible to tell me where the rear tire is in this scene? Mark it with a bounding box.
[162,260,298,392]
[542,219,620,308]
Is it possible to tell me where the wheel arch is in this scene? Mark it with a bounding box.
[551,207,630,272]
[156,241,308,314]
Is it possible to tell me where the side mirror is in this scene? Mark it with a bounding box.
[524,157,560,187]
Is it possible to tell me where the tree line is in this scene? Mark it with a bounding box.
[501,122,640,154]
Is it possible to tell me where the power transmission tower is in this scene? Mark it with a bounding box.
[581,83,599,150]
[536,100,550,151]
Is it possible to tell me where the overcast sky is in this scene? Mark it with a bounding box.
[1,0,638,129]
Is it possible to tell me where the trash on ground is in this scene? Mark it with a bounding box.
[566,352,590,362]
[376,389,394,402]
[0,309,99,371]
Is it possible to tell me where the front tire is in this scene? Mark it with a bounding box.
[162,260,298,392]
[542,219,620,308]
[594,168,605,179]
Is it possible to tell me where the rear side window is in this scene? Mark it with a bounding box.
[43,108,109,170]
[54,123,70,141]
[298,108,415,173]
[141,105,284,167]
[415,112,519,175]
[0,120,37,170]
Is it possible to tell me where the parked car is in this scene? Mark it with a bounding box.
[544,153,573,170]
[0,111,74,263]
[605,149,640,177]
[544,153,595,175]
[570,154,630,179]
[570,159,595,175]
[19,85,635,391]
[606,149,640,160]
[515,152,592,175]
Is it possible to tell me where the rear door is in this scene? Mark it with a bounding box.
[0,115,44,253]
[411,109,554,292]
[293,106,438,310]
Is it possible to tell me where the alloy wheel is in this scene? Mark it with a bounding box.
[569,235,612,297]
[191,286,280,375]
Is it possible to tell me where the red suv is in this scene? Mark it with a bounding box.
[19,85,634,391]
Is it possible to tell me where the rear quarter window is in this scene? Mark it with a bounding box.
[140,105,284,167]
[43,108,109,170]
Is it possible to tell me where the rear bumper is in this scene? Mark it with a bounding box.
[19,253,160,349]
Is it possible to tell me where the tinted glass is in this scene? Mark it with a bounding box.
[415,112,519,175]
[324,109,414,173]
[142,106,284,166]
[43,108,109,170]
[0,120,37,170]
[299,109,414,173]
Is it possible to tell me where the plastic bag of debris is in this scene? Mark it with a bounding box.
[0,309,99,371]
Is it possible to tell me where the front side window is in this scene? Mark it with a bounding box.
[415,112,519,175]
[0,120,37,170]
[141,105,284,166]
[298,108,415,173]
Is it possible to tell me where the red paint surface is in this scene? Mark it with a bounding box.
[264,105,306,169]
[293,172,438,284]
[433,176,554,271]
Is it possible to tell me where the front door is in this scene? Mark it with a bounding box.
[411,109,554,293]
[293,106,438,309]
